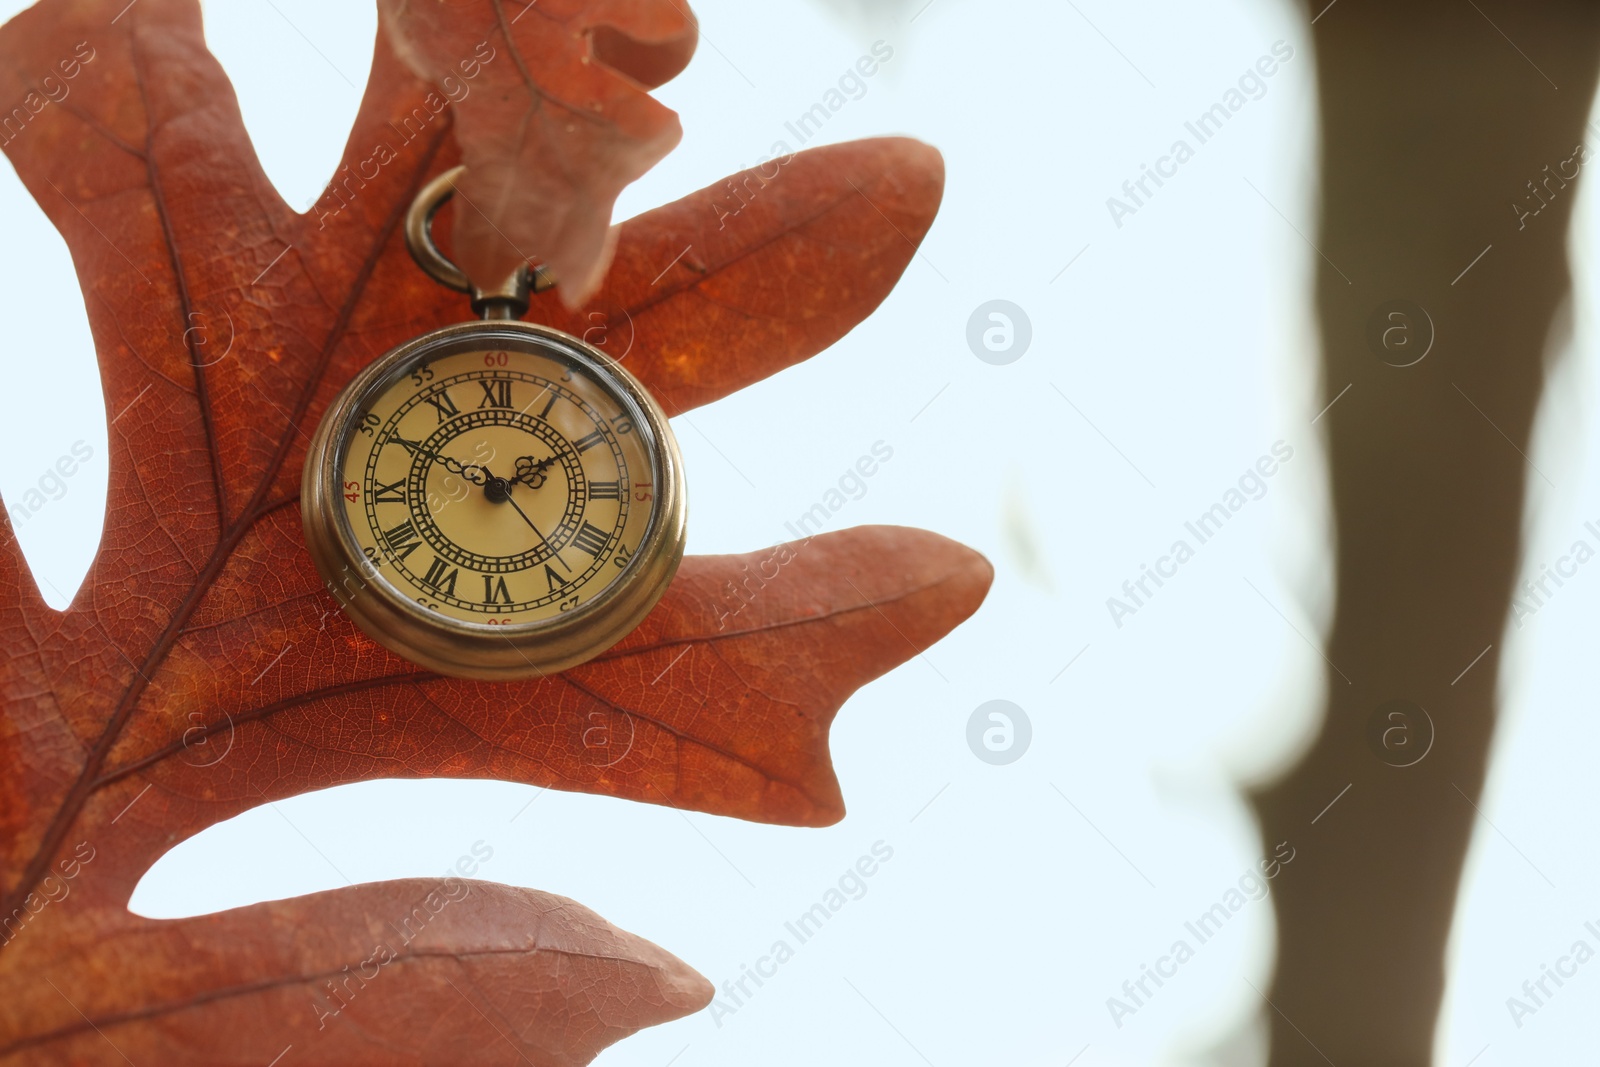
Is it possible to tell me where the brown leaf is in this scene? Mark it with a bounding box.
[381,0,699,304]
[2,880,711,1064]
[534,136,948,416]
[0,0,981,1060]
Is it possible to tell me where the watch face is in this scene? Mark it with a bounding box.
[334,332,658,627]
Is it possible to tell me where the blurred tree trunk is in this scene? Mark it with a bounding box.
[1250,3,1600,1062]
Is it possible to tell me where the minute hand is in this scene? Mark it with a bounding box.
[392,436,491,484]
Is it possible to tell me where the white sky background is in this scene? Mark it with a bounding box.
[0,0,1596,1063]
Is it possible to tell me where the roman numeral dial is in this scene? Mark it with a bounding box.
[339,349,657,626]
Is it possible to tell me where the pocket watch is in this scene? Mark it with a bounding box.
[302,167,686,679]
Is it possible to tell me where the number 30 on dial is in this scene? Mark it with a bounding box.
[303,321,686,679]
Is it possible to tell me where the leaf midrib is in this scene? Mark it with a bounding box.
[1,939,668,1056]
[0,43,455,924]
[89,568,970,810]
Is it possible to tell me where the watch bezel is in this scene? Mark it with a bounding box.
[302,320,686,679]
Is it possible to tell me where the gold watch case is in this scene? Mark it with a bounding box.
[301,319,686,680]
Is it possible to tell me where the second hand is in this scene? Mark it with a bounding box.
[502,486,571,572]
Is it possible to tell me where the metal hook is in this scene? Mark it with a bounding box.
[404,165,557,320]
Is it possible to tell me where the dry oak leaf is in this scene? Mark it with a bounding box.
[0,0,987,1062]
[381,0,700,305]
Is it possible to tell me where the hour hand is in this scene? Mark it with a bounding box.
[513,454,558,489]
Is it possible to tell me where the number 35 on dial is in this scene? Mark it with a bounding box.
[303,321,686,679]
